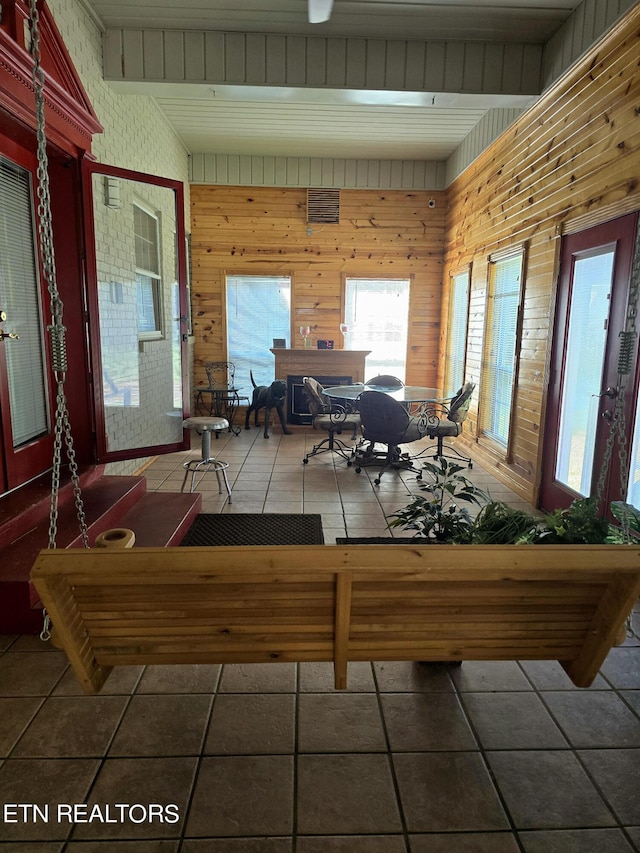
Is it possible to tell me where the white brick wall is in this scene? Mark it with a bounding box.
[48,0,191,476]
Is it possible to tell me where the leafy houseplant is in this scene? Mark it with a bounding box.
[388,457,488,542]
[469,500,540,544]
[533,497,610,544]
[389,457,622,546]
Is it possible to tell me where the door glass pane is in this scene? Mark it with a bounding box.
[226,276,291,389]
[92,173,184,452]
[344,278,410,380]
[0,157,48,446]
[555,249,615,495]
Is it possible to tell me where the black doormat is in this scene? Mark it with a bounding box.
[336,537,423,544]
[181,513,324,546]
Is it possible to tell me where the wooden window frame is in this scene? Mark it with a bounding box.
[443,264,471,396]
[477,245,527,462]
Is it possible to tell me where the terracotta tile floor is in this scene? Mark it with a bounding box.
[0,428,639,851]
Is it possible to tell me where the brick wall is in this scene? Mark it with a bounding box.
[48,0,191,476]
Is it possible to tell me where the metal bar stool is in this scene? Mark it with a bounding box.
[181,417,232,501]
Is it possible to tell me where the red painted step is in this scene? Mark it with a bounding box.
[0,474,201,634]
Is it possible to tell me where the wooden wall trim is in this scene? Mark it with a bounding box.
[443,2,640,504]
[191,185,444,388]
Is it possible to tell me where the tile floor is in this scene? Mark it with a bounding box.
[0,427,639,852]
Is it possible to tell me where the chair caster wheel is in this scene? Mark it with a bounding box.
[347,460,353,467]
[374,477,381,485]
[468,463,473,469]
[303,458,308,464]
[355,467,362,474]
[416,473,422,480]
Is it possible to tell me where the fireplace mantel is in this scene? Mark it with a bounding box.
[271,349,370,384]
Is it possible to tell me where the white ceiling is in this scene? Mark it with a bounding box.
[85,0,584,161]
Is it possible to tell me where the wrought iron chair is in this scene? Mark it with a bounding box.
[302,376,361,465]
[355,390,426,484]
[421,381,475,468]
[198,361,249,435]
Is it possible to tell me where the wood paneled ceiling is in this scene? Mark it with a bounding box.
[83,0,588,161]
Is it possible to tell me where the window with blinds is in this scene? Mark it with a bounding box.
[443,269,470,396]
[344,278,410,380]
[226,275,291,390]
[0,157,49,446]
[480,251,524,448]
[134,204,162,336]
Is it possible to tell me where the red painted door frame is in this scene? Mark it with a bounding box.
[541,212,639,512]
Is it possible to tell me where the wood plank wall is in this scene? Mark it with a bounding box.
[441,5,640,504]
[190,186,445,387]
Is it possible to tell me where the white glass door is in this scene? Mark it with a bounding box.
[541,214,639,511]
[84,162,190,461]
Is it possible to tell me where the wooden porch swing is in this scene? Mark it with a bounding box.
[26,0,640,696]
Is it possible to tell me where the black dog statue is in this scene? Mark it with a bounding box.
[245,371,292,438]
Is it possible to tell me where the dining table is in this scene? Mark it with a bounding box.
[323,383,446,411]
[322,383,450,470]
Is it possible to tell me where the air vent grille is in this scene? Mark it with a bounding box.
[307,188,340,224]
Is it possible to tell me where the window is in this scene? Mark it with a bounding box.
[134,204,162,337]
[343,278,410,380]
[480,251,524,448]
[443,269,470,395]
[0,156,48,445]
[226,275,291,389]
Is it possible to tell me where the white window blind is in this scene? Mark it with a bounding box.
[344,278,410,380]
[480,252,523,447]
[0,157,48,446]
[226,276,291,390]
[443,270,470,395]
[134,204,161,335]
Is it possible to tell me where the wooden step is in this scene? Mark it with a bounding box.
[115,492,202,547]
[0,475,201,634]
[0,465,106,548]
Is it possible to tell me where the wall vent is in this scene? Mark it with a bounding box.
[307,188,340,224]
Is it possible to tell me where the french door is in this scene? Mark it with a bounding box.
[541,213,639,511]
[0,147,54,491]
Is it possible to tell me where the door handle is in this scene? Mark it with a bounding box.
[0,331,20,341]
[595,386,617,398]
[601,409,613,421]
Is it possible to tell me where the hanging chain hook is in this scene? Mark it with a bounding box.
[29,0,90,638]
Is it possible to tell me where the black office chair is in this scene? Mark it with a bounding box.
[355,390,426,484]
[302,376,361,465]
[422,381,475,468]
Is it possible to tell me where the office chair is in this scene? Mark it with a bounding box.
[355,390,426,484]
[422,381,475,468]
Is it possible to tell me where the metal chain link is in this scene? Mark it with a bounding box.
[29,0,89,550]
[594,218,640,566]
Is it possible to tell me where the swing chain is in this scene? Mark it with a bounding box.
[28,0,89,554]
[594,218,640,544]
[39,608,52,642]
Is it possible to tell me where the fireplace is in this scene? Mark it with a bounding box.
[287,375,352,425]
[270,348,370,425]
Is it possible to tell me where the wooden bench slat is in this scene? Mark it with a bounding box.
[30,544,640,694]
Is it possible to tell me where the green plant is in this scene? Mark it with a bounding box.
[533,497,610,544]
[388,457,487,542]
[469,500,539,544]
[608,501,640,542]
